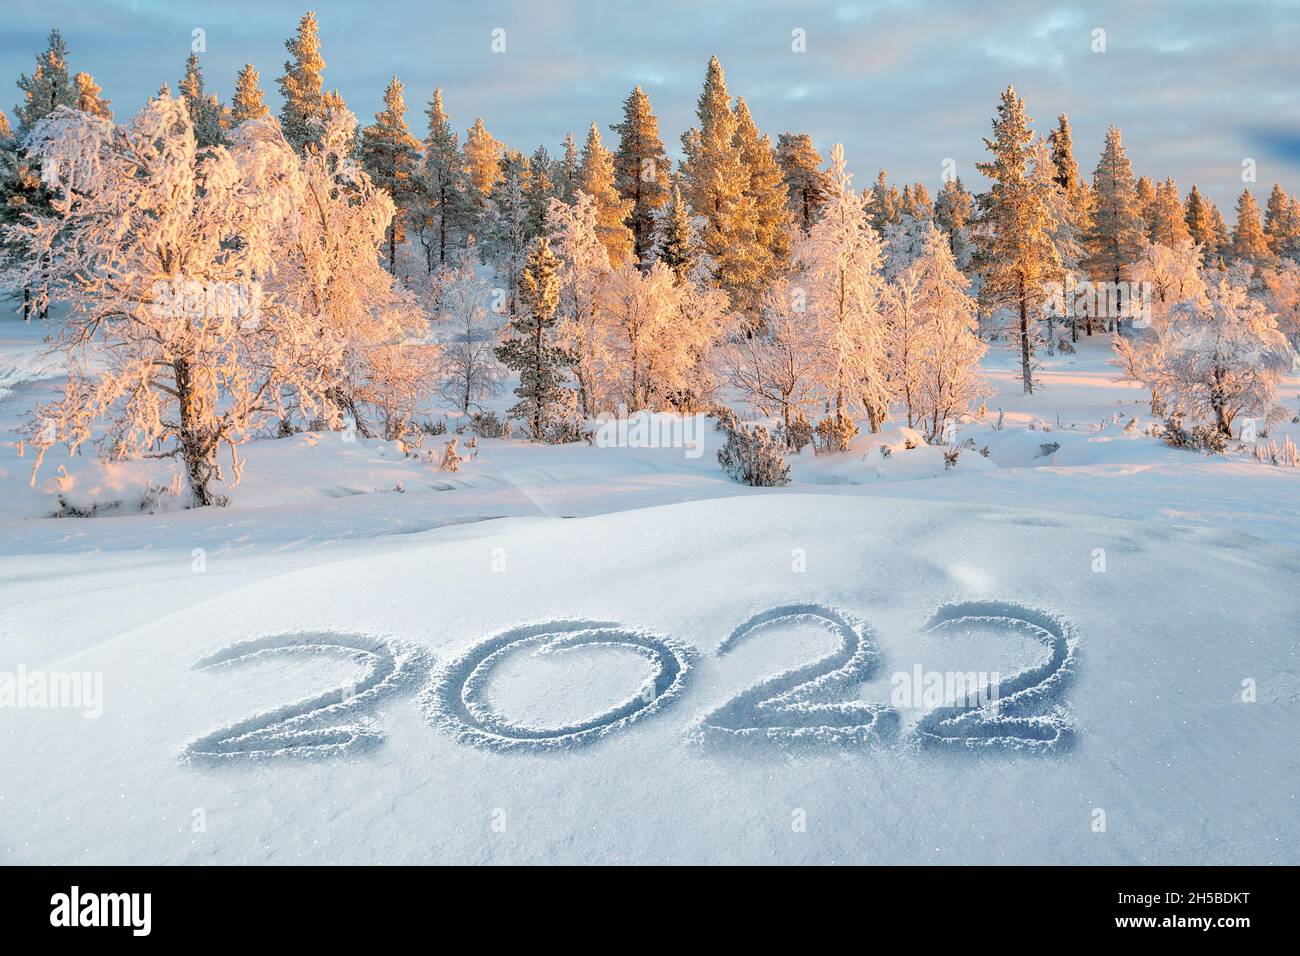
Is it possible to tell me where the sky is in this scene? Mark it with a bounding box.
[3,0,1298,214]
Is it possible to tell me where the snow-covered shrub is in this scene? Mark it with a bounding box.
[1161,414,1193,449]
[437,437,464,472]
[781,408,814,452]
[814,415,858,454]
[718,423,790,486]
[710,404,739,432]
[1190,424,1228,455]
[469,410,507,439]
[943,449,960,470]
[1057,338,1075,354]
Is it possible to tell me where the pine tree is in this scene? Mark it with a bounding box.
[558,131,580,203]
[732,97,791,305]
[487,150,531,314]
[1263,183,1300,260]
[464,117,503,205]
[1231,188,1271,262]
[360,76,422,273]
[934,177,973,263]
[579,122,634,267]
[1184,185,1216,251]
[14,29,75,134]
[610,86,670,264]
[413,89,471,268]
[1148,178,1191,247]
[0,110,10,139]
[678,57,769,315]
[277,11,327,152]
[1136,175,1157,233]
[1083,126,1146,332]
[775,133,830,234]
[231,64,269,123]
[1047,114,1081,195]
[73,73,111,119]
[866,170,901,234]
[1207,198,1232,264]
[524,145,557,239]
[972,86,1061,393]
[179,54,225,147]
[496,237,574,438]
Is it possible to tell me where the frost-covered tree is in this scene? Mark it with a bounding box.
[1262,260,1300,347]
[524,145,557,239]
[1184,185,1216,254]
[1084,126,1145,331]
[273,106,431,441]
[1148,179,1191,247]
[579,122,633,267]
[911,225,988,441]
[277,11,328,152]
[865,169,901,235]
[610,86,670,264]
[1149,275,1292,437]
[496,236,575,438]
[1231,188,1272,263]
[795,144,888,440]
[722,278,818,433]
[434,247,505,413]
[650,174,699,280]
[934,177,973,265]
[547,192,611,415]
[360,76,422,274]
[972,86,1060,393]
[486,149,531,315]
[231,64,269,123]
[776,132,830,235]
[10,99,337,505]
[557,131,580,203]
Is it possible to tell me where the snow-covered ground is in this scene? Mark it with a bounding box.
[1,322,1297,864]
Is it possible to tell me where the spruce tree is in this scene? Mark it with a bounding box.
[496,237,574,438]
[652,174,697,280]
[934,177,973,263]
[1207,198,1231,265]
[360,76,422,273]
[14,29,75,133]
[610,86,670,264]
[972,85,1060,393]
[558,131,580,203]
[1184,185,1215,250]
[733,97,791,304]
[464,117,503,205]
[1263,183,1300,260]
[866,170,901,234]
[579,122,634,267]
[179,54,225,147]
[525,145,556,239]
[1231,188,1271,262]
[1083,126,1146,331]
[278,11,327,152]
[487,150,531,314]
[231,64,269,123]
[775,132,830,234]
[417,88,472,267]
[1148,179,1191,247]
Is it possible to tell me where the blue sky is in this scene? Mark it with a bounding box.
[3,0,1298,213]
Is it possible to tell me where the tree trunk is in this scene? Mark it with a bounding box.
[174,358,216,507]
[1019,277,1033,394]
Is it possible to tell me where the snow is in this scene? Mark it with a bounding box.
[1,325,1297,864]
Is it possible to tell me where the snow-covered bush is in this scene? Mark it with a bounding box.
[718,422,790,486]
[781,408,814,452]
[814,414,859,454]
[437,437,463,472]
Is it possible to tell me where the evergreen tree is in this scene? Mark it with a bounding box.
[525,145,557,239]
[558,131,580,203]
[651,174,698,281]
[231,64,269,123]
[1231,188,1271,262]
[414,88,472,268]
[732,97,791,304]
[1135,175,1157,233]
[487,150,532,314]
[579,122,634,267]
[866,169,901,235]
[73,73,111,119]
[1264,183,1300,260]
[464,116,502,204]
[277,11,327,152]
[179,54,224,147]
[360,76,422,273]
[14,29,75,134]
[972,86,1061,393]
[1083,126,1146,332]
[496,237,574,438]
[775,132,830,234]
[1207,198,1231,264]
[1184,184,1215,251]
[610,85,670,264]
[934,177,973,263]
[1047,114,1081,194]
[1148,178,1191,247]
